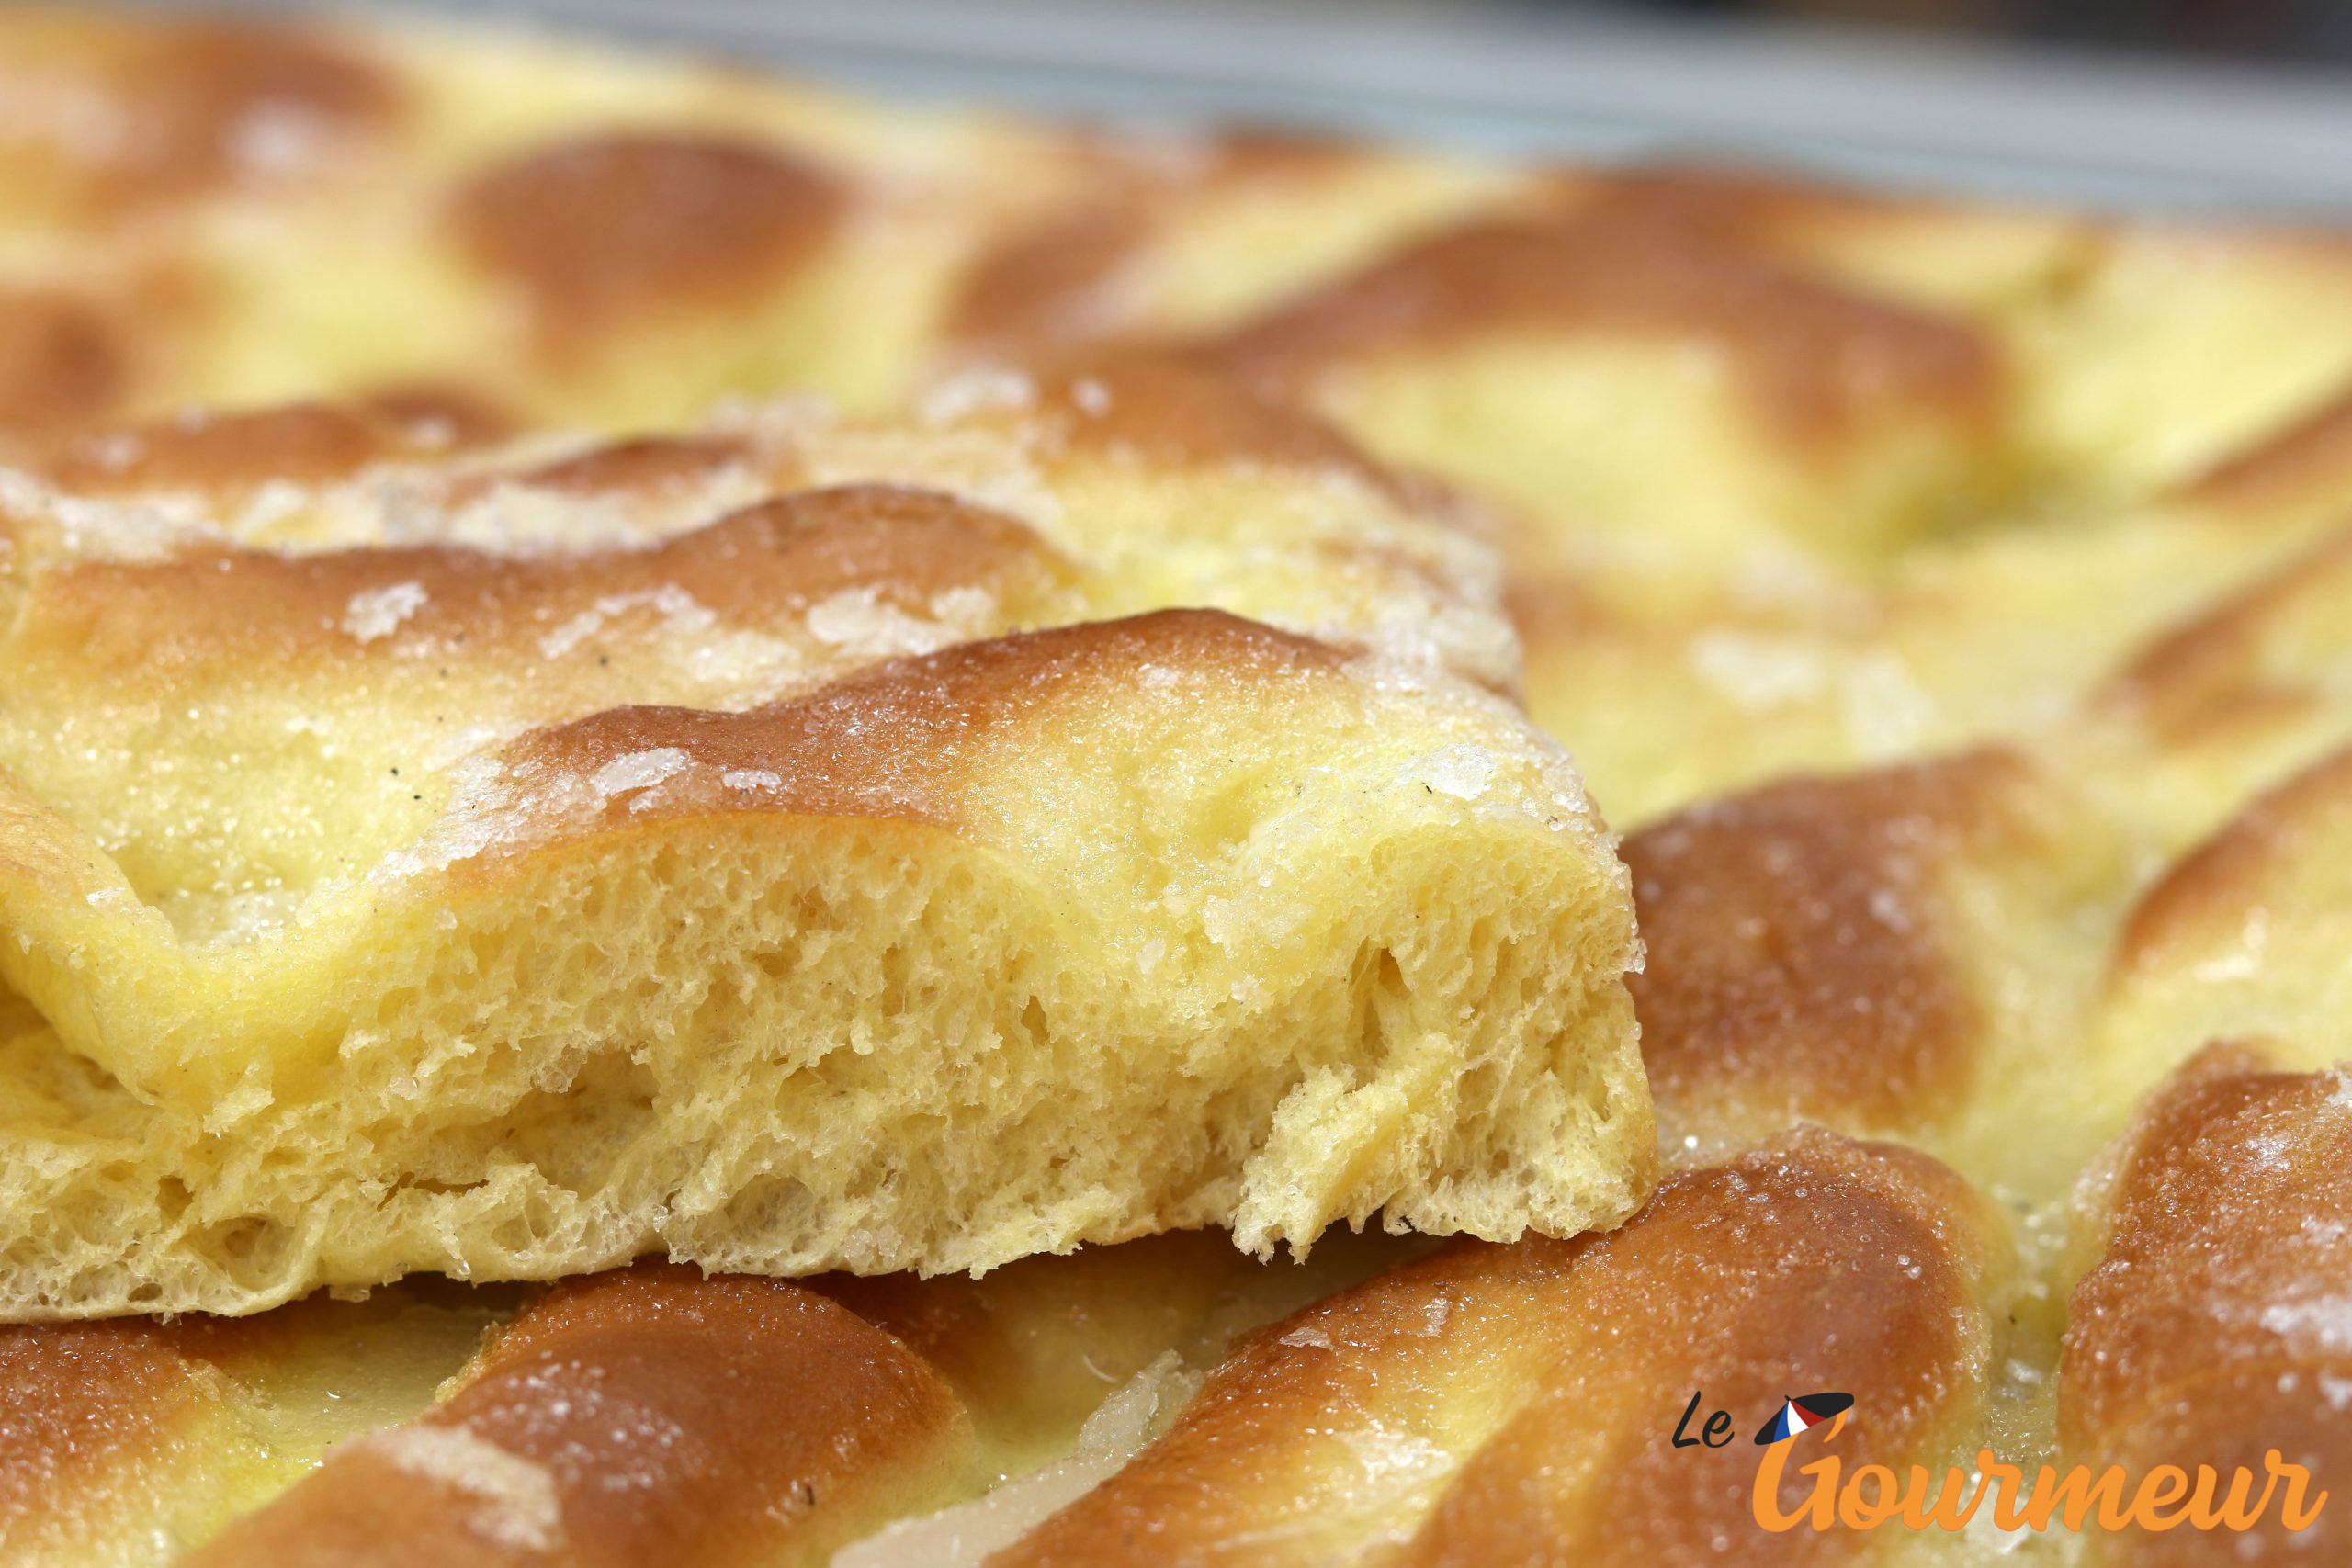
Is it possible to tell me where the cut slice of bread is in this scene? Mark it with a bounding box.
[0,394,1651,1320]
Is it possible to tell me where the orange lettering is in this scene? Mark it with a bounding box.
[1794,1455,1843,1531]
[1754,1440,2310,1538]
[2267,1450,2328,1531]
[1838,1465,1901,1529]
[2017,1463,2132,1531]
[2195,1461,2278,1531]
[1750,1437,1799,1533]
[1901,1464,1987,1531]
[2132,1465,2190,1529]
[1750,1413,1851,1532]
[1984,1456,2031,1530]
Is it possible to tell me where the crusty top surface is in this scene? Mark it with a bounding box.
[8,6,2352,1563]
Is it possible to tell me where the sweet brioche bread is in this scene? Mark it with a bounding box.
[2018,228,2352,504]
[948,139,2352,828]
[2063,1045,2352,1565]
[998,1129,2007,1566]
[0,1228,1423,1566]
[941,130,1513,362]
[0,6,1076,436]
[0,399,1650,1319]
[1623,749,2132,1195]
[187,1265,979,1568]
[1160,180,2352,829]
[11,1130,2018,1566]
[0,1284,504,1567]
[6,1134,2005,1568]
[14,6,2352,1564]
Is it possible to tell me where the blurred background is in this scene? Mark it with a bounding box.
[1628,0,2352,61]
[222,0,2352,212]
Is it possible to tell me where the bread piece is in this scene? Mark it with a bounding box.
[2018,228,2352,503]
[0,1322,268,1566]
[2094,520,2352,849]
[0,1228,1424,1564]
[2098,745,2352,1100]
[33,1133,1994,1566]
[0,6,1072,438]
[19,10,2352,1562]
[184,1265,976,1568]
[2064,1046,2352,1565]
[1624,749,2129,1193]
[942,130,1513,359]
[1001,1131,2007,1564]
[0,396,1650,1320]
[983,155,2352,828]
[0,1287,500,1565]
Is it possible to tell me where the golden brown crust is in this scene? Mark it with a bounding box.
[1624,751,2039,1136]
[1569,163,1881,242]
[999,351,1469,523]
[2063,1048,2352,1563]
[2116,744,2352,977]
[944,131,1369,352]
[995,1132,1998,1565]
[949,204,1154,353]
[1400,1138,1993,1566]
[1032,352,1379,477]
[42,400,473,492]
[451,134,850,339]
[361,386,517,453]
[38,16,397,209]
[0,1321,216,1529]
[186,1263,972,1568]
[0,289,131,442]
[1203,211,2000,446]
[511,434,761,497]
[19,483,1068,683]
[2174,383,2352,513]
[2099,525,2352,745]
[496,608,1340,845]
